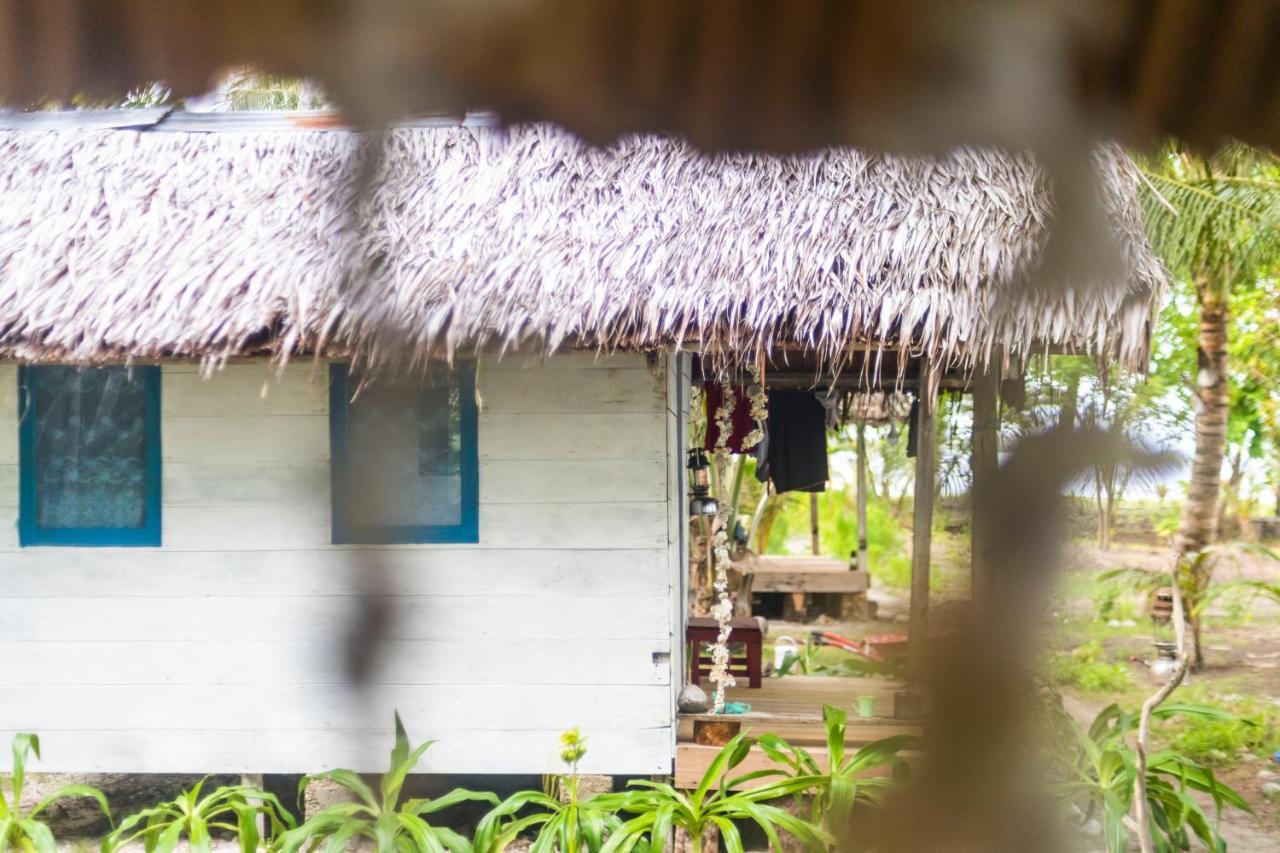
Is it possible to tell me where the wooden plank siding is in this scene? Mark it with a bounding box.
[0,355,680,775]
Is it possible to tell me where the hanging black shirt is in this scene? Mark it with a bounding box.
[763,390,828,493]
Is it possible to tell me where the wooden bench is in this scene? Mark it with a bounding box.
[749,556,869,621]
[686,615,763,688]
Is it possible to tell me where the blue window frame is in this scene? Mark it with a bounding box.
[18,365,162,547]
[329,363,479,544]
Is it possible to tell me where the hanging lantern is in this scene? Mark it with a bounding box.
[686,448,719,517]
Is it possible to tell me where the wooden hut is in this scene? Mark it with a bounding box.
[0,111,1164,776]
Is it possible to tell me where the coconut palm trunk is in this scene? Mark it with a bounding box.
[1175,291,1230,669]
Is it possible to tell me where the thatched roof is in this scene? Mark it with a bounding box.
[0,118,1165,371]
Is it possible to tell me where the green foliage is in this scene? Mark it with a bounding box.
[1088,577,1141,624]
[219,71,326,111]
[766,491,920,589]
[1040,685,1251,853]
[1048,641,1132,693]
[0,734,110,853]
[1160,692,1277,768]
[757,705,914,844]
[277,713,496,853]
[473,728,621,853]
[594,733,830,853]
[103,779,292,853]
[774,638,897,679]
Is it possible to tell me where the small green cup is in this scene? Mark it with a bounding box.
[856,695,877,718]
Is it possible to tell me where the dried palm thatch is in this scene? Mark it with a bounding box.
[0,121,1164,372]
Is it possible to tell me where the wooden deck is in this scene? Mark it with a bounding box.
[749,556,869,594]
[674,675,922,787]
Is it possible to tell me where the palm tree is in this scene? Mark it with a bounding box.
[1138,145,1280,667]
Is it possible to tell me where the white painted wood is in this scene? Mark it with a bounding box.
[164,415,329,464]
[665,353,688,747]
[0,549,669,597]
[164,459,666,507]
[477,502,668,549]
[162,365,328,417]
[480,412,666,461]
[164,462,332,506]
[149,502,668,550]
[0,728,672,775]
[481,458,666,503]
[0,364,18,413]
[0,639,671,686]
[0,464,16,507]
[481,352,649,372]
[478,365,664,414]
[0,684,672,731]
[0,595,672,641]
[0,353,679,774]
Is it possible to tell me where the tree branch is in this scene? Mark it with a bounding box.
[1132,553,1190,853]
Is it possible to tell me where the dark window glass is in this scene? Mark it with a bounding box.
[330,364,478,543]
[19,366,161,546]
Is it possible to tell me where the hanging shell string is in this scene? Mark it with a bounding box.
[706,365,768,713]
[743,363,768,451]
[708,383,737,713]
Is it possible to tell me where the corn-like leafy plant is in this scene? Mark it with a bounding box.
[102,778,293,853]
[1040,685,1251,852]
[595,732,829,853]
[0,733,110,853]
[757,704,915,843]
[473,728,621,853]
[276,713,496,853]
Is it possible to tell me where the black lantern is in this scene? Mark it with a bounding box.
[686,448,719,517]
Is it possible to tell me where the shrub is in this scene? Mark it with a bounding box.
[1048,641,1132,693]
[594,732,829,853]
[0,733,110,853]
[757,705,914,844]
[1161,694,1278,767]
[103,778,293,853]
[1038,684,1250,853]
[473,727,621,853]
[277,713,496,853]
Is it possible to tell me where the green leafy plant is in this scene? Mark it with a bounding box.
[473,727,621,853]
[277,713,496,853]
[774,638,896,679]
[1161,692,1275,767]
[103,778,292,853]
[757,704,914,843]
[594,732,828,853]
[0,733,110,853]
[1040,685,1250,852]
[1104,541,1280,669]
[1048,641,1132,693]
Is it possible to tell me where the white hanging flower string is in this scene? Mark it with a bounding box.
[707,364,768,713]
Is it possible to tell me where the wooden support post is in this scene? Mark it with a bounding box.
[856,421,869,574]
[809,492,821,556]
[970,359,999,605]
[908,367,937,680]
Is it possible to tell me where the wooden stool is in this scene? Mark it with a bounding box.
[686,616,763,688]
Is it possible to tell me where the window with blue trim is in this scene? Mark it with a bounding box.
[19,366,162,547]
[329,363,479,544]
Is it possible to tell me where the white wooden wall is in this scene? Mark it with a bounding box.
[0,354,681,775]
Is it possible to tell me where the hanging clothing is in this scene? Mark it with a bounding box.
[703,383,756,453]
[761,390,828,493]
[906,397,920,458]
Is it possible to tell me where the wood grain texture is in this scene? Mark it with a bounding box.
[0,638,672,686]
[0,353,679,773]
